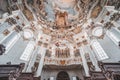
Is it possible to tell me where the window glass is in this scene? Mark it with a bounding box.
[92,40,108,60]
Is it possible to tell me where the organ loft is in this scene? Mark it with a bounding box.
[0,0,120,80]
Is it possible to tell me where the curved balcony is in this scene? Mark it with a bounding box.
[44,57,82,66]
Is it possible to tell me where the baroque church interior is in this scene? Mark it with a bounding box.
[0,0,120,80]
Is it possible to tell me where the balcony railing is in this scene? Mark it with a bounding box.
[44,57,82,66]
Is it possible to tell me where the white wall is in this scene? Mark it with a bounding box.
[98,34,120,62]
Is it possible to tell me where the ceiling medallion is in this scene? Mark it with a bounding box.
[23,29,34,40]
[92,27,103,37]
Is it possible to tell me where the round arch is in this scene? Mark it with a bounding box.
[57,71,70,80]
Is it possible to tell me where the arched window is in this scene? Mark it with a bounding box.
[91,40,109,60]
[20,41,35,61]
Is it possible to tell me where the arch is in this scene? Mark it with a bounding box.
[76,76,81,80]
[57,71,70,80]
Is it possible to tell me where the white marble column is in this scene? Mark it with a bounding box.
[52,45,56,58]
[72,77,77,80]
[26,46,40,72]
[0,31,21,54]
[70,46,74,58]
[87,45,101,71]
[50,77,54,80]
[35,47,46,77]
[79,47,90,76]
